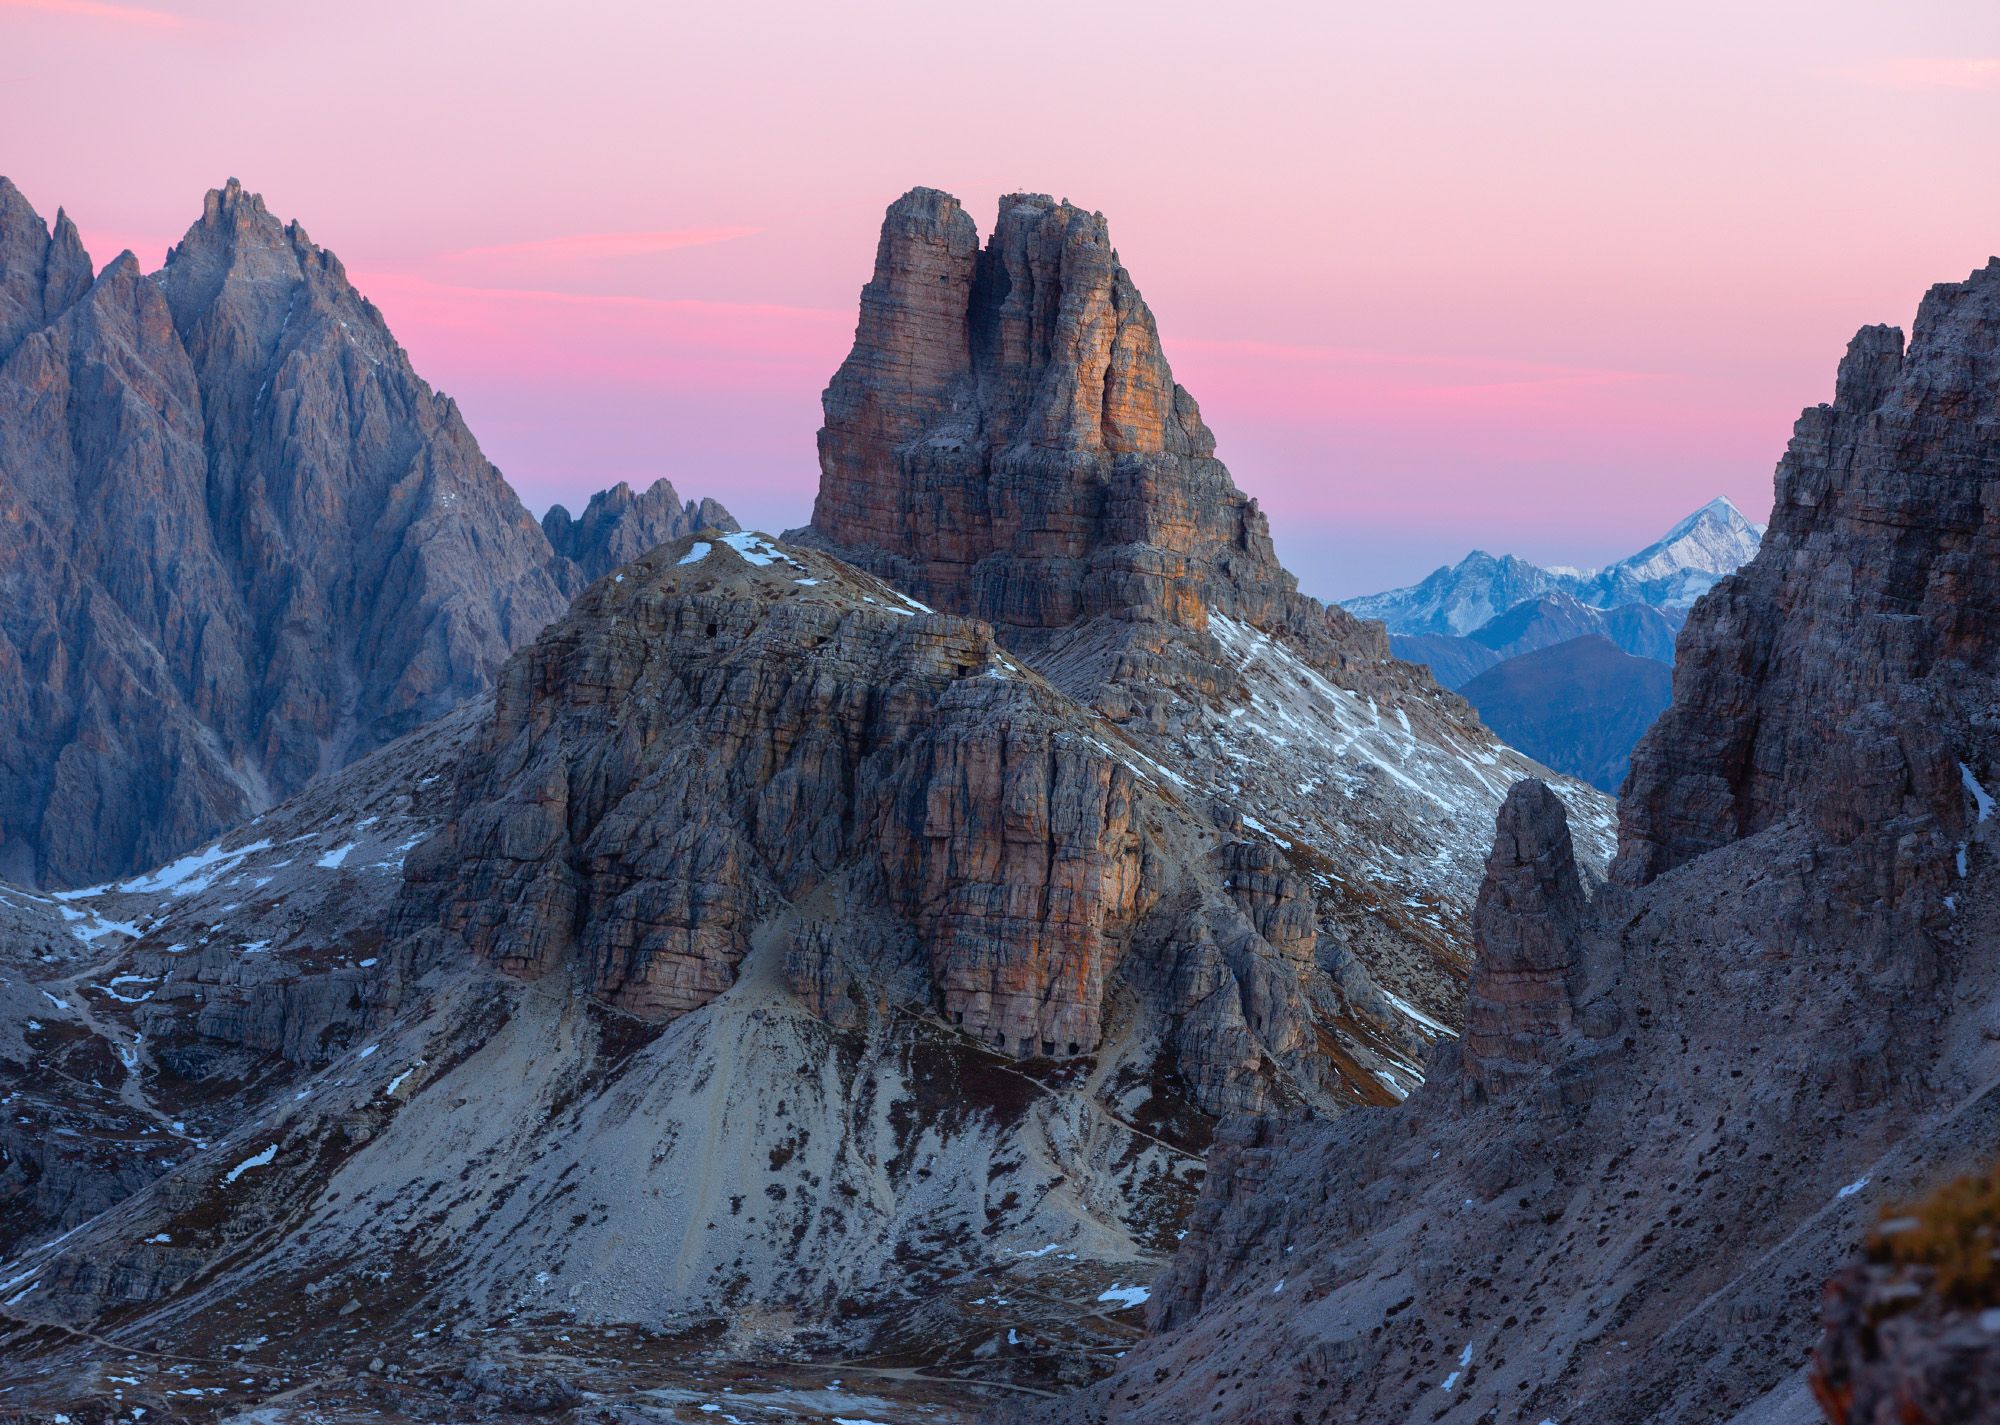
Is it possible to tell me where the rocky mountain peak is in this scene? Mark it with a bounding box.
[0,177,734,886]
[1618,257,2000,887]
[1833,321,1906,408]
[199,175,265,225]
[541,475,741,585]
[0,179,94,359]
[806,185,1293,645]
[1620,495,1763,581]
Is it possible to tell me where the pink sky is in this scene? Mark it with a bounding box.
[6,0,1999,596]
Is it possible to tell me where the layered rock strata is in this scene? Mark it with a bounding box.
[802,188,1617,1069]
[803,187,1389,685]
[402,530,1417,1104]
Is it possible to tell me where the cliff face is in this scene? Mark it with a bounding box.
[0,178,732,888]
[1618,266,2000,885]
[408,531,1172,1056]
[805,188,1364,660]
[0,531,1421,1385]
[400,530,1420,1111]
[801,188,1616,1081]
[1036,262,2000,1425]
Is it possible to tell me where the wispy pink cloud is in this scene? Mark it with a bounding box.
[446,228,762,263]
[1168,330,1656,382]
[1832,57,2000,91]
[0,0,190,27]
[347,271,853,385]
[359,272,845,326]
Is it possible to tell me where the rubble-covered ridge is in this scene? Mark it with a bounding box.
[0,527,1470,1419]
[0,700,478,1266]
[0,663,1204,1417]
[1024,263,2000,1425]
[403,528,1433,1114]
[0,185,1614,1420]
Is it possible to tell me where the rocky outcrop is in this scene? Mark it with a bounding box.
[1028,262,2000,1425]
[401,530,1406,1100]
[1815,1262,2000,1423]
[0,178,732,888]
[1811,1160,2000,1424]
[809,188,1265,640]
[0,530,1399,1398]
[541,476,738,586]
[1618,269,2000,886]
[802,188,1617,1083]
[1460,780,1587,1096]
[803,187,1381,672]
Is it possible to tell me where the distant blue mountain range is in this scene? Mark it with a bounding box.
[1341,498,1764,790]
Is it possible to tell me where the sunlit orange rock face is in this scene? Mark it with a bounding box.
[409,536,1178,1062]
[808,187,1272,642]
[872,710,1158,1057]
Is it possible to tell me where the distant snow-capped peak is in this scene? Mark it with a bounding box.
[1341,497,1764,634]
[1608,497,1764,586]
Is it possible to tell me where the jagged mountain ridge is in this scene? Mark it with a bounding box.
[1346,495,1765,640]
[1034,261,2000,1425]
[0,177,733,889]
[542,478,739,584]
[1352,503,1753,790]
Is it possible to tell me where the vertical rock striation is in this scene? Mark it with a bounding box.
[0,178,733,887]
[805,188,1353,662]
[399,532,1346,1094]
[798,188,1618,1112]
